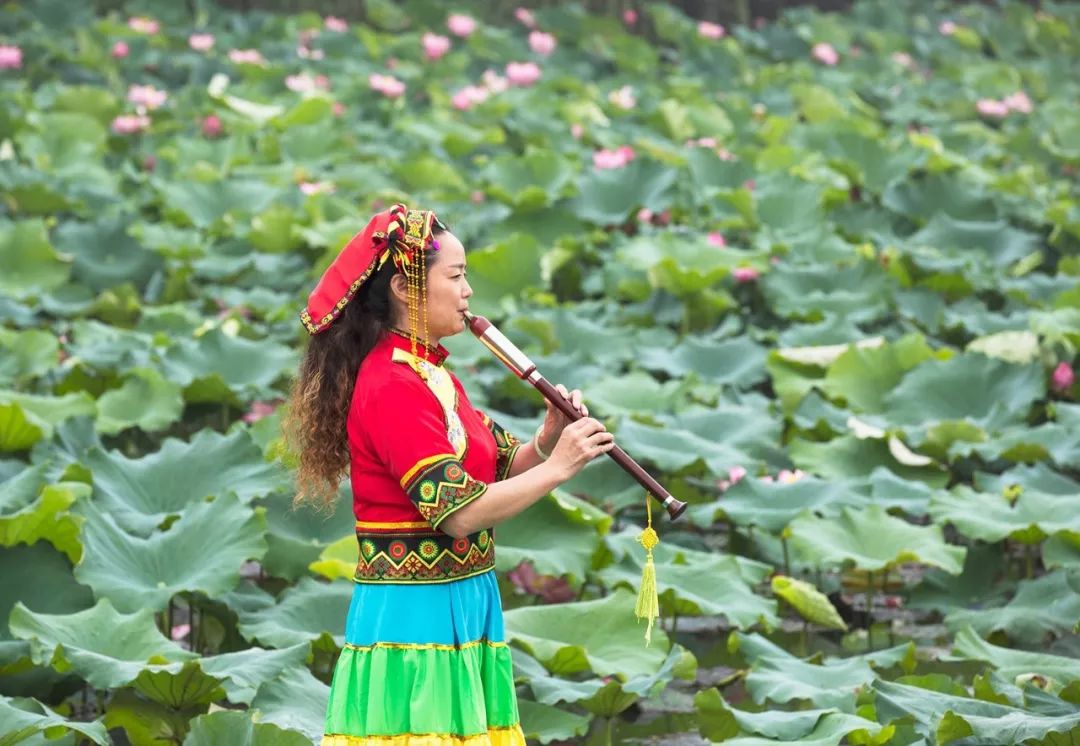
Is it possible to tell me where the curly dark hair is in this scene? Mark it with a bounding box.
[283,244,441,510]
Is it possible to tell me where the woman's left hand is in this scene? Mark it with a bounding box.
[538,384,587,453]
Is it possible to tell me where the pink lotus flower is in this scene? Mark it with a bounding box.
[592,145,635,170]
[422,32,451,61]
[623,9,638,25]
[707,232,726,248]
[297,45,324,60]
[447,14,477,38]
[229,48,267,66]
[1003,90,1032,113]
[111,114,151,135]
[452,85,489,110]
[778,468,806,484]
[0,45,22,69]
[242,400,279,423]
[608,85,636,110]
[891,51,913,69]
[729,465,747,484]
[285,73,330,93]
[324,16,347,32]
[111,41,129,59]
[732,267,759,283]
[470,190,485,204]
[127,84,167,110]
[508,561,575,603]
[636,208,654,223]
[505,61,541,87]
[128,16,159,34]
[938,20,958,35]
[369,73,405,98]
[1052,362,1075,393]
[332,101,345,117]
[698,21,726,39]
[482,69,508,93]
[529,31,556,56]
[812,42,839,66]
[201,114,223,138]
[299,180,335,196]
[570,123,584,139]
[976,98,1009,118]
[189,33,215,52]
[514,8,536,28]
[170,623,191,641]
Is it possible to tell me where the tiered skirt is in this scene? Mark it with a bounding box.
[322,570,526,745]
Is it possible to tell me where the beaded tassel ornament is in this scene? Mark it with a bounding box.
[634,493,661,645]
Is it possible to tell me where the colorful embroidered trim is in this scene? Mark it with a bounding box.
[354,523,495,583]
[481,415,521,481]
[342,639,507,653]
[322,725,526,746]
[401,455,487,528]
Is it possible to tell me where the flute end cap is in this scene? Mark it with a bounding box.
[667,498,689,520]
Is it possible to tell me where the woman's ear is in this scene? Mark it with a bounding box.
[388,272,409,305]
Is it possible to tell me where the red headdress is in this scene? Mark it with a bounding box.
[300,203,441,353]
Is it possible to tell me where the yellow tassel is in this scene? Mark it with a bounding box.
[634,497,660,646]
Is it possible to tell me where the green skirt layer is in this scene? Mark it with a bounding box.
[324,641,519,737]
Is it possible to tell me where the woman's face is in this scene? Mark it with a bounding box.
[391,230,472,342]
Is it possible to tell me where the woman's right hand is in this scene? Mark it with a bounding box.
[546,417,615,480]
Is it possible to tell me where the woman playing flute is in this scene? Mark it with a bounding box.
[284,203,614,746]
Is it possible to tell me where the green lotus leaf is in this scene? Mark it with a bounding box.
[788,434,948,487]
[52,216,164,293]
[95,368,185,435]
[1044,535,1080,571]
[162,329,297,403]
[872,678,1080,744]
[583,371,693,416]
[771,575,848,631]
[615,232,744,296]
[958,418,1080,467]
[517,699,591,744]
[9,598,194,689]
[250,666,330,742]
[505,588,670,678]
[821,333,936,412]
[64,319,156,372]
[158,179,281,228]
[953,626,1080,684]
[131,658,227,709]
[907,214,1040,268]
[308,534,355,582]
[0,543,94,649]
[882,172,1000,222]
[0,219,71,299]
[247,205,304,254]
[512,647,605,707]
[741,645,877,711]
[638,334,768,389]
[883,352,1044,431]
[946,570,1080,646]
[788,504,965,574]
[762,262,894,323]
[0,329,59,387]
[237,577,352,649]
[462,233,543,318]
[199,643,311,705]
[257,490,353,582]
[0,694,109,744]
[695,688,890,744]
[84,427,284,536]
[754,175,827,242]
[906,543,1013,616]
[571,159,676,225]
[183,710,311,746]
[965,329,1041,364]
[598,527,777,628]
[0,402,44,453]
[0,391,97,440]
[928,485,1080,544]
[0,471,86,562]
[74,493,268,613]
[686,147,756,194]
[703,475,866,533]
[483,149,574,208]
[496,491,609,584]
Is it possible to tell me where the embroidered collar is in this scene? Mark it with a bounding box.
[386,328,449,366]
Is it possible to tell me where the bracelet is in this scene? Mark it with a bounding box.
[533,424,551,461]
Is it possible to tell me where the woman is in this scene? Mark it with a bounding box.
[284,203,615,745]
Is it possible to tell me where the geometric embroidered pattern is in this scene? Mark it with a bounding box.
[354,520,495,584]
[400,454,487,529]
[483,415,521,481]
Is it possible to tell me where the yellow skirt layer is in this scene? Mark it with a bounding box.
[322,724,527,746]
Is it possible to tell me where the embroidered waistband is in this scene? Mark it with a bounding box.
[354,524,495,584]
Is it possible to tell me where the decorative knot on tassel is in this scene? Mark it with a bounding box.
[634,501,661,646]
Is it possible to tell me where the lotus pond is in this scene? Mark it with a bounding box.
[1,0,1079,743]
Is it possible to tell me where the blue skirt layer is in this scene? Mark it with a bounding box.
[344,569,506,647]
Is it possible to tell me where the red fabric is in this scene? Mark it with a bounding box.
[347,331,499,525]
[301,203,406,334]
